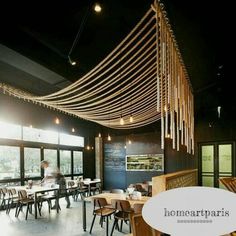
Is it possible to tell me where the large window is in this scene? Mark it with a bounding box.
[0,121,22,140]
[60,150,71,175]
[24,147,41,178]
[0,145,20,179]
[59,133,84,147]
[74,151,83,174]
[44,149,58,170]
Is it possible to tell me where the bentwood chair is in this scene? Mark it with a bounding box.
[90,197,115,236]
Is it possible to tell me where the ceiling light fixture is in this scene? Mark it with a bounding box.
[72,128,75,133]
[120,116,124,125]
[107,134,111,141]
[94,3,102,13]
[55,117,60,125]
[68,56,76,66]
[129,115,133,123]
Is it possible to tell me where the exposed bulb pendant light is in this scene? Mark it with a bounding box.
[120,116,124,125]
[98,133,101,138]
[72,127,75,133]
[94,3,102,13]
[217,106,221,118]
[68,56,76,66]
[55,117,60,124]
[129,115,133,123]
[107,134,111,141]
[128,139,132,144]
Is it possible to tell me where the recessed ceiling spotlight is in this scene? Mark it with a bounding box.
[94,3,102,13]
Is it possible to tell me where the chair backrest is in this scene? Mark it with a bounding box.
[114,199,131,212]
[130,213,161,236]
[10,188,17,195]
[67,181,75,187]
[18,190,28,200]
[1,187,7,195]
[93,197,108,208]
[110,189,124,194]
[135,184,145,192]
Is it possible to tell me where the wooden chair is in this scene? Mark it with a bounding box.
[129,213,162,236]
[90,178,102,195]
[0,187,8,210]
[110,199,133,235]
[89,197,115,236]
[16,190,37,220]
[135,184,148,196]
[6,188,19,214]
[110,189,124,194]
[67,180,77,200]
[75,181,88,200]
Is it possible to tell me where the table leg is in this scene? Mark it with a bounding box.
[34,193,37,219]
[82,199,87,231]
[88,184,91,196]
[56,190,59,213]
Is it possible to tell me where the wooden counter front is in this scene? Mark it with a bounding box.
[152,169,198,196]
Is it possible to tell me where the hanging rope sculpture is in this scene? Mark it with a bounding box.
[0,0,194,154]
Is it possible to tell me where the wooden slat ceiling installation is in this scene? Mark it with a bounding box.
[0,1,194,154]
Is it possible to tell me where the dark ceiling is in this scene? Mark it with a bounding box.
[0,0,233,120]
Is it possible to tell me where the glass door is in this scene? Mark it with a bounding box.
[200,142,234,188]
[201,145,215,187]
[218,144,233,189]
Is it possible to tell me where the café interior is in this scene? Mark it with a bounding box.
[0,0,234,236]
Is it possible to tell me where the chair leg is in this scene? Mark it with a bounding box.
[110,218,118,236]
[120,220,123,232]
[17,204,23,217]
[89,214,97,234]
[26,204,29,220]
[106,216,109,236]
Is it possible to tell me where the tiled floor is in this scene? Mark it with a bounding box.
[0,198,130,236]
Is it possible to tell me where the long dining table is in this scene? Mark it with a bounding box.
[82,192,150,232]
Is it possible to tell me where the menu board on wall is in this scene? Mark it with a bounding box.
[104,142,126,171]
[126,154,164,171]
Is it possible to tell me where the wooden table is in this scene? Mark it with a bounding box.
[13,185,59,219]
[83,180,101,196]
[82,192,150,232]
